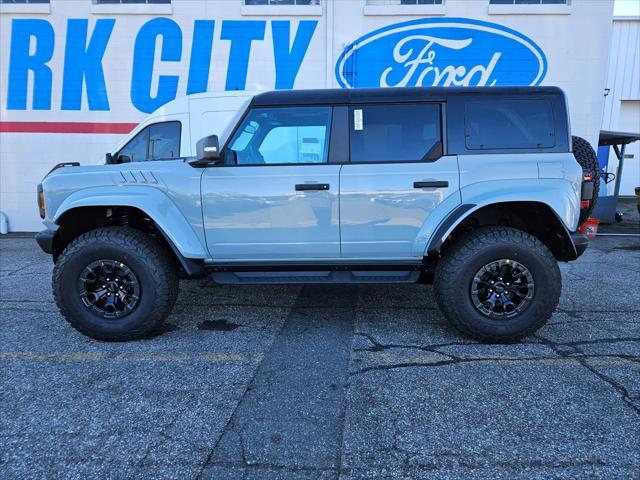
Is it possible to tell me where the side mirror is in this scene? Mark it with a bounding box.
[196,135,222,162]
[105,153,114,164]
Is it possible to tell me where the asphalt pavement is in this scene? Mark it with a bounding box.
[1,222,639,479]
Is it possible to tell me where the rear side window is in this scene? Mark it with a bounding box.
[350,104,442,163]
[465,99,555,150]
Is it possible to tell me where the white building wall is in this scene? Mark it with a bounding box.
[602,17,640,196]
[0,0,615,231]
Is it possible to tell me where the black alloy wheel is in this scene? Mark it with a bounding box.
[470,259,535,319]
[78,259,141,319]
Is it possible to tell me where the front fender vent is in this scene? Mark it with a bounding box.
[119,170,159,185]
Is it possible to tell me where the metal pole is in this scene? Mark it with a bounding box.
[612,143,626,199]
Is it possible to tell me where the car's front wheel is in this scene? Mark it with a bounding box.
[53,227,179,341]
[433,227,561,343]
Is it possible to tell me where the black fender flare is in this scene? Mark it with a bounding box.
[426,203,585,261]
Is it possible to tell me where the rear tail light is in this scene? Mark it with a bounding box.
[580,171,594,204]
[37,184,45,219]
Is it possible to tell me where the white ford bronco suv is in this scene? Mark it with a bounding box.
[35,87,598,343]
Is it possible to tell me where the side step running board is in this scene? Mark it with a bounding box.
[206,261,423,272]
[211,270,421,285]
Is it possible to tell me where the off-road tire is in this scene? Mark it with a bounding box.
[53,227,179,341]
[434,227,561,343]
[572,135,600,225]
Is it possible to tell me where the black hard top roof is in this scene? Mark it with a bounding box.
[251,86,564,107]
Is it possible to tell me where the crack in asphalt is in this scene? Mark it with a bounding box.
[535,335,640,416]
[354,333,640,352]
[351,333,640,414]
[353,332,481,353]
[351,353,637,376]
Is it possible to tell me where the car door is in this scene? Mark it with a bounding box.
[339,103,461,259]
[201,105,341,261]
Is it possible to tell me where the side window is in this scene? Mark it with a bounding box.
[117,121,180,162]
[465,99,555,150]
[118,127,149,163]
[149,122,181,160]
[228,107,332,165]
[350,104,442,162]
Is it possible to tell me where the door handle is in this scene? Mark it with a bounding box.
[295,183,330,191]
[414,181,448,189]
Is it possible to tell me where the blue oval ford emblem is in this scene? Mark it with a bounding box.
[335,18,547,88]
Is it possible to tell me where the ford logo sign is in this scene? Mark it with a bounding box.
[335,18,547,88]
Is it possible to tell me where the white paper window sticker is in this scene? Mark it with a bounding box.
[354,109,363,131]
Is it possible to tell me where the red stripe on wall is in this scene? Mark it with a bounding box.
[0,121,138,134]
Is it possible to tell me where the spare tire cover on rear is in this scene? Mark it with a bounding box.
[572,135,600,225]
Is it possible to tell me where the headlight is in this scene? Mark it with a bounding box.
[37,184,45,219]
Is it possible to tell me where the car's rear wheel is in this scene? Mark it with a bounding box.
[434,227,561,343]
[53,227,179,341]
